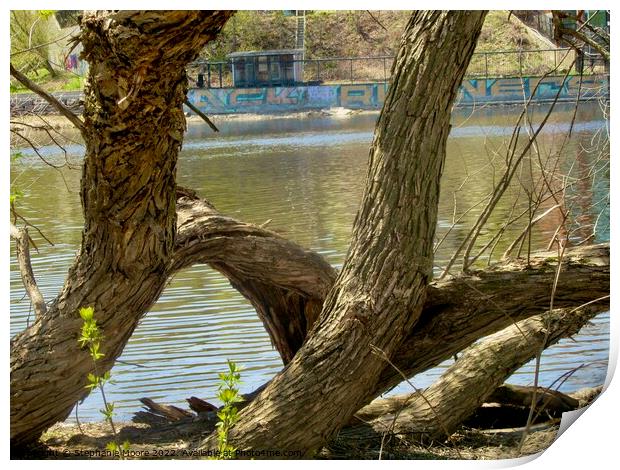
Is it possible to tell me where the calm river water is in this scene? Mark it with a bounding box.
[10,102,610,421]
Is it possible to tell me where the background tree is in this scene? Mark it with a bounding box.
[10,10,62,78]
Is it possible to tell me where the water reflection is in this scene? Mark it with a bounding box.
[10,102,609,420]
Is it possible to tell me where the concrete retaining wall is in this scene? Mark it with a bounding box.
[187,75,609,115]
[9,75,609,117]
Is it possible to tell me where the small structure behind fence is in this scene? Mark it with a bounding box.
[226,49,304,87]
[188,48,607,89]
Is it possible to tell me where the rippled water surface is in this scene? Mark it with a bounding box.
[10,102,610,420]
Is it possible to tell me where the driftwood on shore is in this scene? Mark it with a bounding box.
[138,398,194,422]
[487,384,580,413]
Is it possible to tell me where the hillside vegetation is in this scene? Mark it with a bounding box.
[201,10,550,61]
[11,11,557,94]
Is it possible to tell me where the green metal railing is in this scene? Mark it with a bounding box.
[188,48,607,89]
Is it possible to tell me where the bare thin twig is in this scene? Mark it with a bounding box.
[518,237,567,455]
[370,344,463,459]
[365,11,388,32]
[11,30,75,58]
[10,224,47,317]
[10,62,85,134]
[183,98,219,132]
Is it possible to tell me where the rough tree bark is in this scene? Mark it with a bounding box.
[367,305,602,441]
[172,190,336,363]
[10,9,609,454]
[10,10,234,447]
[199,11,489,455]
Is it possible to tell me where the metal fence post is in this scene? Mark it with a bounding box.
[219,63,223,88]
[383,57,387,82]
[350,58,353,82]
[485,53,489,77]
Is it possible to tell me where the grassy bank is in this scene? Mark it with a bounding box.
[10,68,84,94]
[204,11,551,61]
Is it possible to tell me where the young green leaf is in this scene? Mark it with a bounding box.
[79,306,94,321]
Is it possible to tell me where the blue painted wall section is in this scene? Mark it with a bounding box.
[186,75,608,115]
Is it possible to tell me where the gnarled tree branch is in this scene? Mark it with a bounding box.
[170,191,609,398]
[172,190,336,363]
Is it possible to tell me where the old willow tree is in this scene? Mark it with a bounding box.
[10,10,609,454]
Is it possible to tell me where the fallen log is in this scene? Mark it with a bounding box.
[487,384,579,414]
[353,385,584,430]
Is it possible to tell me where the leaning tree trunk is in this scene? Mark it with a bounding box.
[367,305,602,441]
[201,11,488,455]
[10,11,233,447]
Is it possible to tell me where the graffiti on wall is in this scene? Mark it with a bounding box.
[186,75,608,115]
[187,83,391,114]
[56,39,89,77]
[458,75,606,103]
[189,87,308,113]
[10,76,607,118]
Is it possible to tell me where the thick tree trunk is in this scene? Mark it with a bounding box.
[11,9,610,454]
[10,11,233,448]
[199,11,488,455]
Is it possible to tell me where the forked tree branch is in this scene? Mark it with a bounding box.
[10,62,85,134]
[10,224,47,317]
